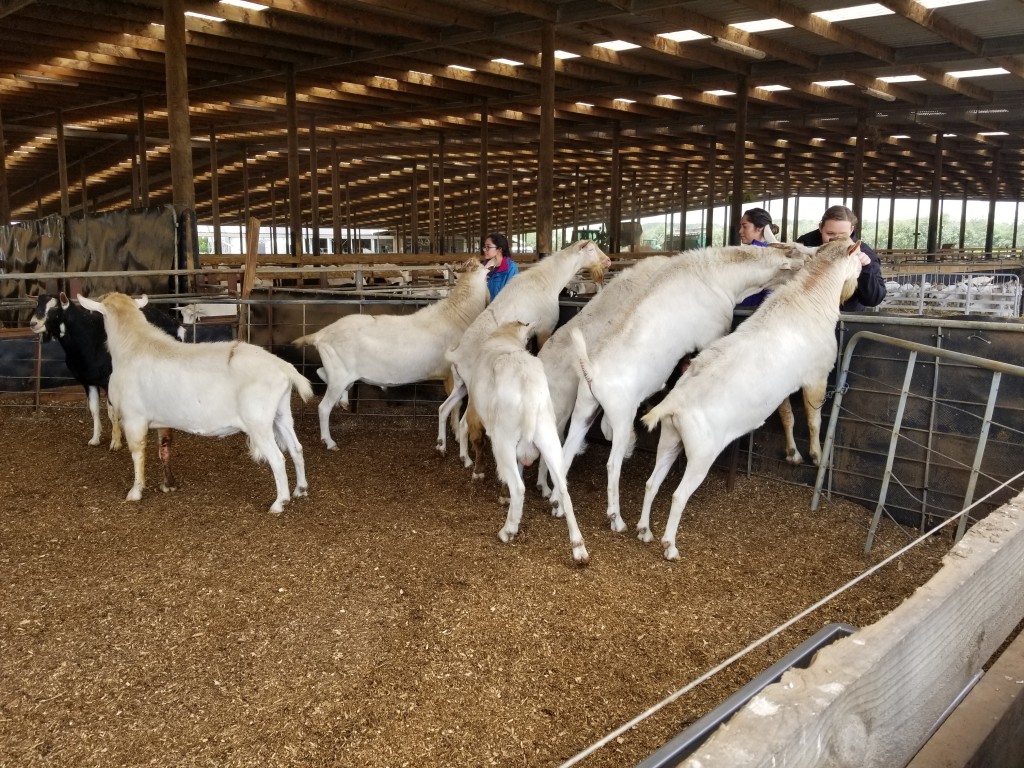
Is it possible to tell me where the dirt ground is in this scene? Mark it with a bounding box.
[0,401,946,768]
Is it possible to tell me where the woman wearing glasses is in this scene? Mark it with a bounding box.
[481,232,519,300]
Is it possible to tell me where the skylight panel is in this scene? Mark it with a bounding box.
[756,84,790,92]
[979,131,1008,136]
[879,74,926,83]
[946,67,1009,78]
[730,18,792,33]
[613,98,636,104]
[658,30,709,42]
[813,80,854,87]
[813,4,893,22]
[705,89,735,97]
[554,50,579,59]
[596,40,640,51]
[448,65,475,72]
[657,94,682,100]
[492,58,523,67]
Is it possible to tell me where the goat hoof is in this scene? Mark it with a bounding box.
[268,503,285,515]
[125,488,143,502]
[89,438,101,447]
[498,527,516,543]
[608,516,627,534]
[637,527,654,543]
[550,505,565,519]
[785,450,804,466]
[472,472,484,481]
[435,442,446,457]
[661,541,680,561]
[572,544,590,565]
[325,443,339,451]
[293,485,308,498]
[159,483,178,493]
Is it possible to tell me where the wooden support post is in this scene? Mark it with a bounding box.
[286,65,301,258]
[137,94,149,207]
[0,108,9,226]
[852,110,866,226]
[438,134,446,255]
[610,123,621,253]
[331,139,341,254]
[309,115,320,261]
[410,162,419,253]
[479,100,489,243]
[705,137,716,247]
[537,22,555,255]
[56,109,69,216]
[730,74,748,246]
[926,132,943,258]
[985,148,1000,256]
[163,0,196,285]
[210,128,221,255]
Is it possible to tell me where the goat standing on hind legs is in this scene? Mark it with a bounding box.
[637,238,863,561]
[78,292,313,515]
[468,320,589,564]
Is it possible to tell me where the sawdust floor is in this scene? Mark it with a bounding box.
[0,401,945,768]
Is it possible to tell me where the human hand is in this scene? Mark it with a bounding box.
[853,248,870,266]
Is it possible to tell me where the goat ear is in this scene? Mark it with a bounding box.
[135,294,149,309]
[77,294,104,314]
[59,292,70,309]
[847,240,862,256]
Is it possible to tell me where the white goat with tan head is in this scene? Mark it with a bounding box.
[436,239,612,462]
[562,243,810,532]
[469,320,589,564]
[637,238,863,560]
[78,292,313,515]
[293,258,489,450]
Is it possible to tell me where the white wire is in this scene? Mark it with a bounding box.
[558,468,1024,768]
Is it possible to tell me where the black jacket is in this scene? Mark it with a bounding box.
[795,230,887,312]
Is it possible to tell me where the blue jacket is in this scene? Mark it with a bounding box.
[795,230,887,311]
[486,258,519,300]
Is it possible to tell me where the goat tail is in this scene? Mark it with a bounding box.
[288,367,315,402]
[569,327,597,388]
[291,331,319,348]
[640,404,665,433]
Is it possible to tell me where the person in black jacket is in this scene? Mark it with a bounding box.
[796,205,887,311]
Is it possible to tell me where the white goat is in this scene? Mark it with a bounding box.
[436,239,611,462]
[535,255,670,497]
[78,292,313,515]
[293,258,489,450]
[470,321,589,564]
[563,243,810,533]
[637,238,863,560]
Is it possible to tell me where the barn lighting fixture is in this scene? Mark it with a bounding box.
[658,30,708,42]
[596,40,640,51]
[814,4,892,22]
[14,73,77,86]
[864,87,897,102]
[946,67,1009,78]
[220,0,268,9]
[979,131,1009,136]
[730,18,791,33]
[709,37,767,59]
[880,74,925,83]
[185,11,225,21]
[919,0,985,7]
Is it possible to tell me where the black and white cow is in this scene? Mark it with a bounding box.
[30,292,184,491]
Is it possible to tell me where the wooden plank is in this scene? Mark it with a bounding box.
[907,627,1024,768]
[682,491,1024,768]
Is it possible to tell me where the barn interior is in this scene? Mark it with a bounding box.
[0,0,1023,258]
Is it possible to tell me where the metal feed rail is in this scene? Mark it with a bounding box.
[811,331,1024,551]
